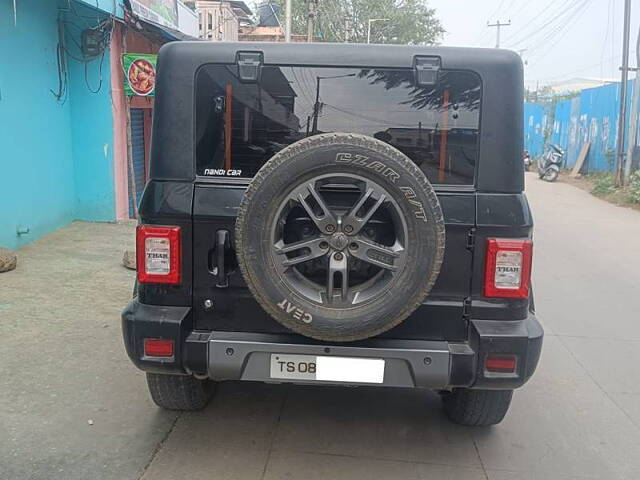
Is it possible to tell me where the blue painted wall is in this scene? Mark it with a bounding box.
[0,0,117,250]
[0,0,76,250]
[523,103,546,158]
[525,79,637,173]
[63,1,116,221]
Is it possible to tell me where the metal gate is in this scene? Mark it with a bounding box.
[128,108,146,218]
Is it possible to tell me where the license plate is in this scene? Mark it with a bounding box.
[269,354,385,384]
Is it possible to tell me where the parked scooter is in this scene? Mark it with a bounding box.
[537,144,564,182]
[524,150,532,171]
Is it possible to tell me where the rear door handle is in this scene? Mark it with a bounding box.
[214,229,230,288]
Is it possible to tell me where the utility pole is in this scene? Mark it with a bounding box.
[367,18,388,44]
[284,0,291,42]
[311,73,356,134]
[307,0,317,42]
[624,23,640,186]
[312,76,321,134]
[487,19,511,48]
[344,16,350,43]
[615,0,632,186]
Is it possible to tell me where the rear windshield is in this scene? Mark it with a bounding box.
[195,65,481,185]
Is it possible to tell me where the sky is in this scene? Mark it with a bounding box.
[428,0,640,89]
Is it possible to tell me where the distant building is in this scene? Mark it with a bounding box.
[238,2,310,42]
[187,1,252,41]
[546,77,616,95]
[238,25,309,42]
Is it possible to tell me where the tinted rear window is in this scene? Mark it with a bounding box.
[195,65,481,185]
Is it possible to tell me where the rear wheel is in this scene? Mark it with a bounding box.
[442,388,513,426]
[146,373,215,411]
[544,165,560,182]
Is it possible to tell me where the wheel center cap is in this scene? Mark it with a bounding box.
[329,232,349,251]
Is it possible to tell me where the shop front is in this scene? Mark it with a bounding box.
[111,10,198,220]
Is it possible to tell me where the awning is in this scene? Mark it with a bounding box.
[123,1,200,43]
[136,17,200,42]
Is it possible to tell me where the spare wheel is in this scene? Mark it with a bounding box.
[235,133,445,342]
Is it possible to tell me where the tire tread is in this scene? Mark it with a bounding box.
[442,388,513,426]
[146,373,214,411]
[235,133,445,342]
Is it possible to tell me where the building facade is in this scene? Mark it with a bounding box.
[189,1,251,41]
[0,0,197,250]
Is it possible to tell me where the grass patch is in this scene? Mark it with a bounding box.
[557,170,640,212]
[591,173,618,196]
[629,170,640,203]
[589,171,640,206]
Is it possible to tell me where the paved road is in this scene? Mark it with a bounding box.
[1,174,640,479]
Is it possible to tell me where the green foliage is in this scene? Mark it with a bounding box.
[273,0,444,45]
[629,170,640,204]
[591,173,617,197]
[524,86,579,104]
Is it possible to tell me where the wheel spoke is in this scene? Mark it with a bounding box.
[274,237,327,267]
[343,184,387,235]
[326,253,349,303]
[272,173,409,307]
[295,183,337,233]
[349,237,403,271]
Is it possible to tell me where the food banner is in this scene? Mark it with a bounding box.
[123,54,157,97]
[130,0,178,29]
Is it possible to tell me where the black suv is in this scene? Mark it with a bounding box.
[122,42,542,426]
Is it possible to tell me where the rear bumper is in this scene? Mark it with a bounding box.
[122,299,543,390]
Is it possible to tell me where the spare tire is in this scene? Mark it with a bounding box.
[235,133,445,342]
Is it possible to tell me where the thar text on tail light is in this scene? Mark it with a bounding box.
[136,225,181,284]
[484,238,533,299]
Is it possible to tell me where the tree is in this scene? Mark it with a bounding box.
[357,69,481,111]
[272,0,444,45]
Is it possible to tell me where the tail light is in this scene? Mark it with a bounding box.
[144,338,174,357]
[136,225,181,284]
[484,238,532,298]
[485,353,517,373]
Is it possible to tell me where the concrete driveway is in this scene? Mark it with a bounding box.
[2,174,640,480]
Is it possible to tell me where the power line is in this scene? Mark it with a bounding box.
[487,0,508,22]
[501,0,518,18]
[290,67,314,108]
[610,0,617,78]
[526,0,593,64]
[323,103,417,128]
[499,0,560,45]
[533,53,623,82]
[600,0,614,79]
[503,0,584,48]
[513,0,591,63]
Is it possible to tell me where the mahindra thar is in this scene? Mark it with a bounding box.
[122,42,543,426]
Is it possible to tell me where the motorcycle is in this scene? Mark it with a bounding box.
[537,144,564,182]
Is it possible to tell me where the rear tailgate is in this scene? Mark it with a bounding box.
[192,184,475,341]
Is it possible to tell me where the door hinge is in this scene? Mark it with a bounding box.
[236,51,263,83]
[466,228,476,251]
[463,297,472,319]
[413,56,441,86]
